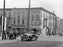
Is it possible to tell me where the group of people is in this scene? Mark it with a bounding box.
[2,28,41,40]
[4,29,20,40]
[6,31,16,40]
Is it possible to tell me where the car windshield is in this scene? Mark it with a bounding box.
[25,32,33,35]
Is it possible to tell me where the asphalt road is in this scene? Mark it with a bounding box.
[0,40,63,47]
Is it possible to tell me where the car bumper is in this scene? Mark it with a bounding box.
[21,36,32,40]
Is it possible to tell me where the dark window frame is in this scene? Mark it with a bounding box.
[22,19,24,25]
[18,15,20,24]
[14,17,16,24]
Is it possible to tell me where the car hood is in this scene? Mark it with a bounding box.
[25,33,33,36]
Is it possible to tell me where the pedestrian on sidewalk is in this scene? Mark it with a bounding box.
[6,31,10,40]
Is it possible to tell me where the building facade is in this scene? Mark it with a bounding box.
[40,9,56,35]
[0,7,56,35]
[56,17,60,34]
[59,19,63,32]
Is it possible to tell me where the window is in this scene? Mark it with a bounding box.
[22,15,24,19]
[17,11,20,14]
[22,11,24,14]
[8,12,11,19]
[40,12,42,18]
[5,12,7,16]
[43,13,47,27]
[31,14,35,25]
[32,14,34,21]
[13,12,16,16]
[9,12,11,16]
[22,15,24,25]
[14,17,16,24]
[22,19,24,25]
[18,16,20,24]
[36,13,41,26]
[0,13,2,25]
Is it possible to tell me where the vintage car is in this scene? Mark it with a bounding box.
[21,33,38,41]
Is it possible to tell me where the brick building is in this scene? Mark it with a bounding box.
[56,17,61,34]
[0,7,56,35]
[40,9,56,35]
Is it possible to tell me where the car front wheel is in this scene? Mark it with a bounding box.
[21,39,23,41]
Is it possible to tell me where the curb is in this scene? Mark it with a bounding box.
[0,40,17,44]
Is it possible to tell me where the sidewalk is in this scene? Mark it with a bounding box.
[0,40,17,44]
[0,36,2,40]
[0,37,17,44]
[38,35,63,42]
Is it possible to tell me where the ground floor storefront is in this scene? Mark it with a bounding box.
[2,24,41,40]
[7,25,41,35]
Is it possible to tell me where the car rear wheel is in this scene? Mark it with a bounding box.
[32,37,38,40]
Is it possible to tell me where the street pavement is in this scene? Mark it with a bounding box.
[0,40,63,47]
[0,37,17,44]
[0,40,17,44]
[0,35,63,44]
[0,35,63,47]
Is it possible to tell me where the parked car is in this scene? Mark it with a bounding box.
[21,33,38,41]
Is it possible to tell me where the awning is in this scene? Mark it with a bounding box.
[7,24,26,28]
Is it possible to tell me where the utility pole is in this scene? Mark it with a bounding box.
[27,0,31,32]
[2,0,6,40]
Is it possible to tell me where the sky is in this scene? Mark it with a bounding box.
[0,0,63,18]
